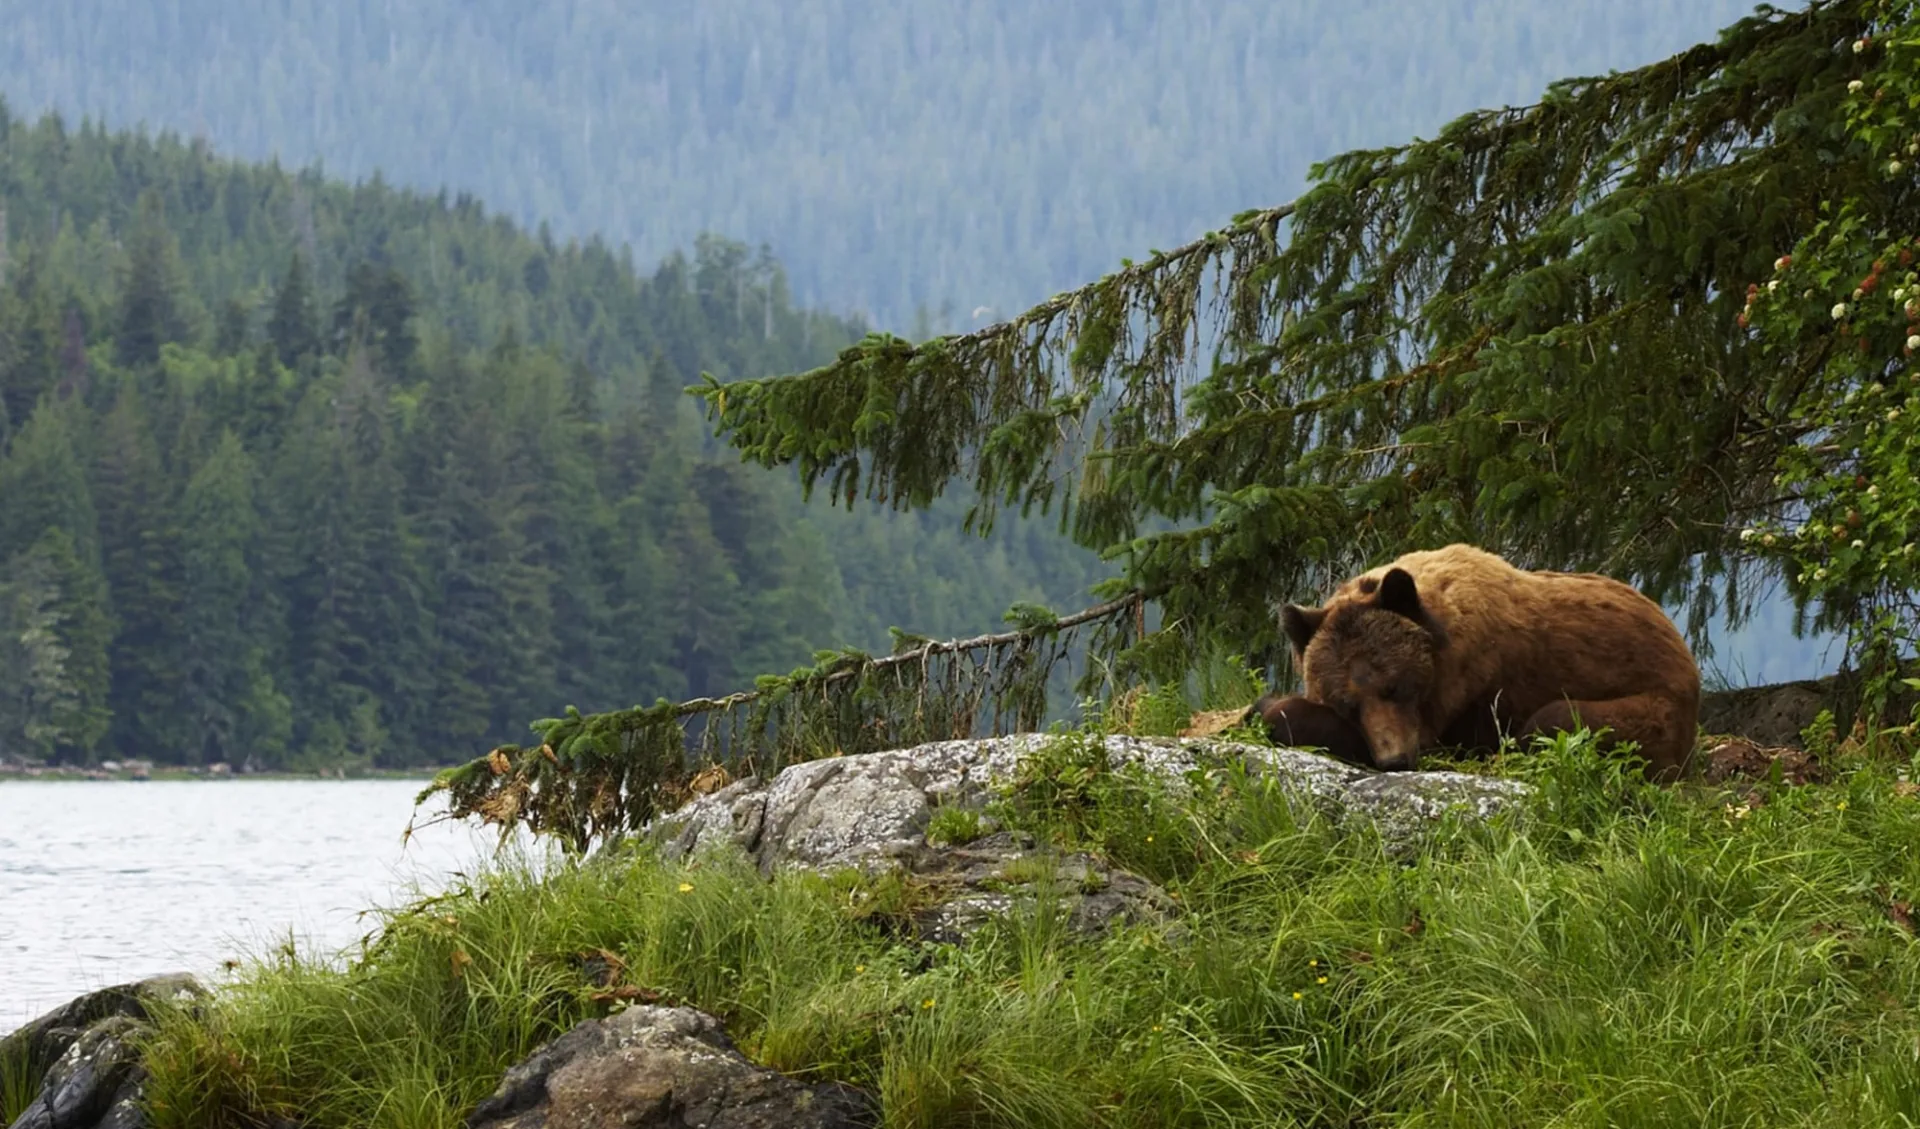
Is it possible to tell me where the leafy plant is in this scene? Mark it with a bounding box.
[925,805,987,847]
[1734,3,1920,745]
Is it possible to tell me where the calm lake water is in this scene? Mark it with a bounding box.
[0,779,537,1034]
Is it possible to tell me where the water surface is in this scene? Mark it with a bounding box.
[0,779,531,1033]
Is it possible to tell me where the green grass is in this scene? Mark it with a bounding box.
[1,1038,39,1123]
[134,730,1920,1128]
[924,803,987,847]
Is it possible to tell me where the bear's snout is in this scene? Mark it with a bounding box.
[1356,702,1424,772]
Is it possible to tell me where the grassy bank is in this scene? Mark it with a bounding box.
[74,731,1920,1128]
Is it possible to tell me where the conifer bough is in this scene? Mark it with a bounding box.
[700,0,1891,646]
[433,0,1920,850]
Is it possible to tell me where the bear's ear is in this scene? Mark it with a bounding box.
[1281,604,1326,652]
[1377,568,1422,619]
[1377,567,1450,648]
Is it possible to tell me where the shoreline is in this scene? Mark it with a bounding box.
[0,764,451,783]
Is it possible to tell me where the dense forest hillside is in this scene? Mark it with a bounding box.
[0,0,1754,329]
[0,106,1108,770]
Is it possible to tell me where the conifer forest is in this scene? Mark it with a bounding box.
[0,107,1108,770]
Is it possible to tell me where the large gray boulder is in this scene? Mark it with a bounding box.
[653,733,1529,875]
[464,1006,878,1129]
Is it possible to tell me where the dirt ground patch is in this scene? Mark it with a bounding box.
[1697,735,1829,786]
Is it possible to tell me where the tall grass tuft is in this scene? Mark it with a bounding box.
[137,729,1920,1128]
[1,1037,40,1124]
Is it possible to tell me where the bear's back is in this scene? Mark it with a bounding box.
[1323,543,1697,717]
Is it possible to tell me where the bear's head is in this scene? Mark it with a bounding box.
[1280,567,1449,771]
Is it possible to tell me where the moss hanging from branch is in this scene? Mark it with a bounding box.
[416,593,1144,854]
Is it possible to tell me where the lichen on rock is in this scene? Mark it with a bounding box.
[652,733,1529,876]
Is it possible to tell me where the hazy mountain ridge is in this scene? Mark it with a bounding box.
[0,0,1757,329]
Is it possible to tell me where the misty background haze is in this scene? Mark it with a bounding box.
[0,0,1835,685]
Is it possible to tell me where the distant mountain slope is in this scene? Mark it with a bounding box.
[0,0,1755,329]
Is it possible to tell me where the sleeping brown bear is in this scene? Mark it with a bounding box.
[1251,544,1701,780]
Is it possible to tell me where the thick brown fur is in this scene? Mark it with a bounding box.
[1280,544,1701,780]
[1243,694,1375,768]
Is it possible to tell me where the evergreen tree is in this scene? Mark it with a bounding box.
[93,388,189,760]
[266,252,320,370]
[178,430,283,765]
[0,528,113,762]
[332,261,419,378]
[0,395,101,563]
[57,307,90,402]
[114,192,195,369]
[411,349,553,751]
[0,253,61,439]
[214,296,251,356]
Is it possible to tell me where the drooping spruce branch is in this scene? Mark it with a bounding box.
[417,593,1145,853]
[699,0,1894,656]
[425,0,1916,853]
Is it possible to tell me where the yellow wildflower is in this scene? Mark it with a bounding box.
[677,882,694,893]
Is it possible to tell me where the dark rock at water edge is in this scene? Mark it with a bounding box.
[466,1005,878,1129]
[8,1017,148,1129]
[3,975,206,1129]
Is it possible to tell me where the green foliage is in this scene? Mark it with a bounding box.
[923,804,986,848]
[0,1039,36,1126]
[695,0,1909,682]
[138,729,1920,1127]
[0,405,113,758]
[179,430,287,765]
[1805,708,1843,761]
[1735,2,1920,722]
